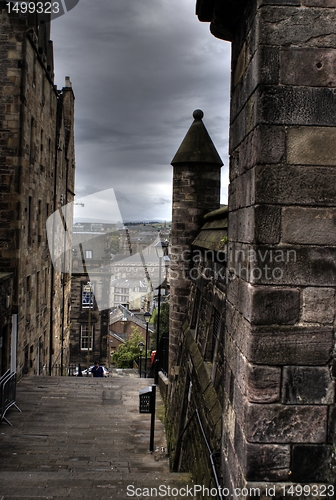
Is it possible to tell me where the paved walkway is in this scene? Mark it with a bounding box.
[0,371,192,499]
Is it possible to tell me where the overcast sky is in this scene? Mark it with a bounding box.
[51,0,231,223]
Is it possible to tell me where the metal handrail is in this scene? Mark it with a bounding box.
[0,372,22,426]
[174,408,223,500]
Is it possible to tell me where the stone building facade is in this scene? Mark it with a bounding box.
[0,272,13,375]
[70,233,110,369]
[167,1,336,496]
[0,5,75,377]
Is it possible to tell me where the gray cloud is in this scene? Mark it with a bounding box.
[52,0,231,221]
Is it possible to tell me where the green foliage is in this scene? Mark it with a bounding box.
[109,233,120,255]
[151,301,169,350]
[112,327,145,368]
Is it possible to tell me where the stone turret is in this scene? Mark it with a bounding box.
[169,110,223,377]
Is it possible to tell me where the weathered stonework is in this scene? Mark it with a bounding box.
[167,0,336,495]
[0,272,12,374]
[0,5,75,376]
[223,0,336,493]
[169,111,223,376]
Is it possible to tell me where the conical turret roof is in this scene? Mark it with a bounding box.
[171,110,223,166]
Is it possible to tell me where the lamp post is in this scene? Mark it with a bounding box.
[154,240,168,384]
[144,311,152,378]
[138,341,144,378]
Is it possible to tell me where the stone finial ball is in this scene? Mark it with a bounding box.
[193,109,204,120]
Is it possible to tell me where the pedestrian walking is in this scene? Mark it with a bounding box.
[91,361,104,377]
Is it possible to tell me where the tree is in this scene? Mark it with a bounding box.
[150,301,169,350]
[112,327,145,368]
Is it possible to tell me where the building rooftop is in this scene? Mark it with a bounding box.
[192,205,228,251]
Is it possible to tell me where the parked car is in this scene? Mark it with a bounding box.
[82,365,109,377]
[68,365,86,376]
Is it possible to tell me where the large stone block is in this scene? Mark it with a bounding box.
[287,126,336,166]
[226,301,333,364]
[225,331,281,403]
[229,205,281,245]
[233,42,247,88]
[228,169,255,211]
[246,403,327,443]
[291,445,333,483]
[227,242,336,287]
[327,405,336,444]
[255,205,281,244]
[229,95,254,153]
[245,363,281,403]
[228,278,300,325]
[258,0,300,4]
[247,325,333,365]
[249,286,300,325]
[230,125,285,180]
[259,85,336,127]
[282,207,336,245]
[281,48,336,87]
[259,6,336,47]
[282,366,335,404]
[302,0,336,6]
[234,419,291,482]
[231,47,279,123]
[235,206,255,243]
[255,164,336,206]
[302,287,335,324]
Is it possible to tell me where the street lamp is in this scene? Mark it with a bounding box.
[154,240,168,384]
[144,311,152,378]
[138,341,144,378]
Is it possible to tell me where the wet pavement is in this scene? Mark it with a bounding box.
[0,370,192,499]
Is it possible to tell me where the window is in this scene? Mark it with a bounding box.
[85,250,93,259]
[82,283,94,308]
[191,289,201,330]
[210,308,221,362]
[80,325,93,350]
[36,271,40,312]
[37,199,42,243]
[26,275,31,308]
[30,117,36,164]
[114,295,128,303]
[40,128,44,164]
[27,196,32,244]
[115,287,128,294]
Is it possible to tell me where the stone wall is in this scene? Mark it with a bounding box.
[167,240,227,490]
[0,5,75,376]
[211,0,336,494]
[0,272,13,374]
[166,0,336,493]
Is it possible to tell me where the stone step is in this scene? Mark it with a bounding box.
[0,373,192,499]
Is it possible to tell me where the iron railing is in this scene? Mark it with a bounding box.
[0,371,21,426]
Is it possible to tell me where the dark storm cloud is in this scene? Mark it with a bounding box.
[52,0,231,221]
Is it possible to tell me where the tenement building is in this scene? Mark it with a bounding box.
[0,5,75,376]
[167,0,336,495]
